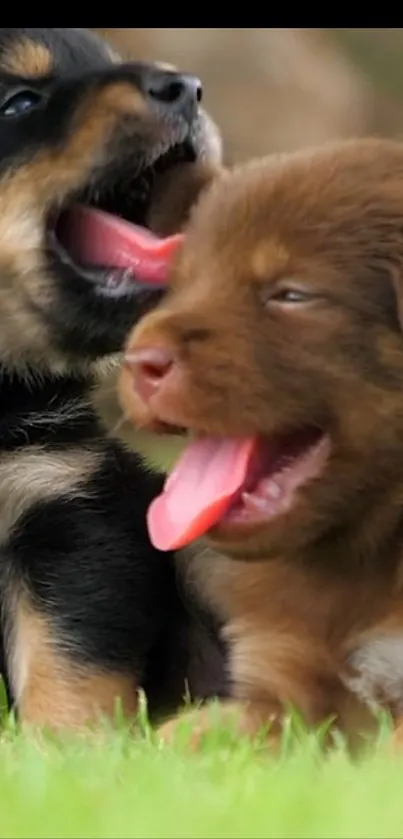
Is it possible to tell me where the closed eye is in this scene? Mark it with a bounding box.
[259,285,319,307]
[270,288,311,304]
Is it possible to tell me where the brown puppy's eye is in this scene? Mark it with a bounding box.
[261,286,315,306]
[272,289,308,303]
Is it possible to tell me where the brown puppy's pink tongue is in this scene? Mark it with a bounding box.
[58,205,183,283]
[147,436,258,551]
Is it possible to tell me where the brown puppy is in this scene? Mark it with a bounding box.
[117,137,403,749]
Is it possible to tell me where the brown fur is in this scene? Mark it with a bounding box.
[120,137,403,749]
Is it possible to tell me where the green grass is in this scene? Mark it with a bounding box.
[1,687,403,839]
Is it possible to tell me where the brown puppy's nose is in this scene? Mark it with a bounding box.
[125,346,174,405]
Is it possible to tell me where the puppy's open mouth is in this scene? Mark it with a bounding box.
[146,427,331,551]
[47,141,191,297]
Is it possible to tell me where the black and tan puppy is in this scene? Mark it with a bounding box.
[122,138,403,750]
[0,27,226,730]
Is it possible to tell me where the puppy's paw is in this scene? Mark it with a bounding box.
[156,700,277,751]
[387,717,403,754]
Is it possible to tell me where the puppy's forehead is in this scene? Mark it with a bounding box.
[185,140,403,284]
[181,171,291,285]
[0,28,116,79]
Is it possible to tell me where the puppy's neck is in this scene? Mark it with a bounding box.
[301,479,403,580]
[189,485,403,625]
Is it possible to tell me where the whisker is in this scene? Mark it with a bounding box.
[111,409,131,436]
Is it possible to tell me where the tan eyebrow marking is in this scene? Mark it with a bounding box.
[1,38,53,78]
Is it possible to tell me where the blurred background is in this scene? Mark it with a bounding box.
[94,29,403,162]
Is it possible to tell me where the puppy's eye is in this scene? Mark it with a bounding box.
[0,89,43,118]
[265,287,313,305]
[271,288,309,303]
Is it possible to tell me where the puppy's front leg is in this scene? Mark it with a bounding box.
[6,593,138,730]
[2,483,170,732]
[388,717,403,751]
[156,631,362,750]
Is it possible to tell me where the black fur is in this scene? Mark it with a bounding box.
[0,28,227,728]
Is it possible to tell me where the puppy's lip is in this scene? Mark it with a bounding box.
[138,417,187,436]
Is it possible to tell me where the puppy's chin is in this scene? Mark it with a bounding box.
[206,504,321,561]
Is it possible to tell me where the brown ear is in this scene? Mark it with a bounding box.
[147,161,225,237]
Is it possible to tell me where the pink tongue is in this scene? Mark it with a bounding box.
[58,205,183,283]
[147,436,258,551]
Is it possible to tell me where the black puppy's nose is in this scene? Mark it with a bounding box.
[145,70,203,123]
